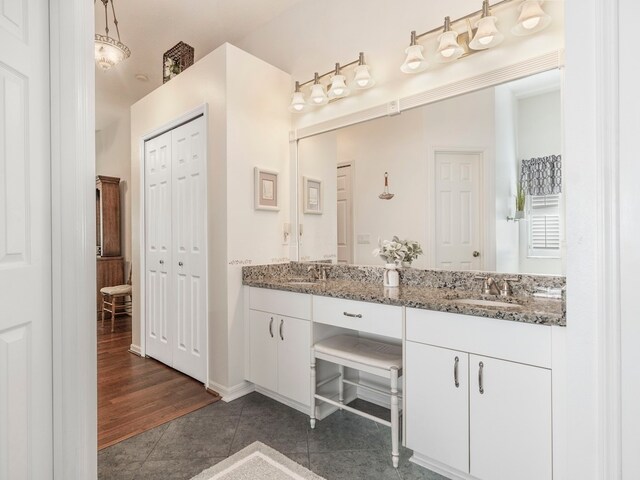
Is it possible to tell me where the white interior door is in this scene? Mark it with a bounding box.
[0,1,53,477]
[145,131,173,366]
[434,151,482,270]
[469,355,552,480]
[336,164,353,264]
[171,116,206,382]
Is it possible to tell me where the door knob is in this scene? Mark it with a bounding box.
[178,261,184,267]
[473,251,480,257]
[159,259,164,264]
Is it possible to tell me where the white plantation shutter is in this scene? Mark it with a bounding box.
[528,195,561,257]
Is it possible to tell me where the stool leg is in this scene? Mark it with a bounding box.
[338,364,344,406]
[310,360,316,429]
[390,366,400,468]
[111,296,116,332]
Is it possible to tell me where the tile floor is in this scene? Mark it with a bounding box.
[99,392,448,480]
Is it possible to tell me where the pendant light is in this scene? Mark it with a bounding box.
[353,53,376,89]
[308,73,329,106]
[401,31,428,74]
[94,0,131,70]
[469,0,504,50]
[511,0,551,36]
[288,82,307,113]
[378,172,395,200]
[436,17,464,63]
[328,64,351,99]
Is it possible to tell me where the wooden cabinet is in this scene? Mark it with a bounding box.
[96,175,121,257]
[248,288,312,407]
[405,308,553,480]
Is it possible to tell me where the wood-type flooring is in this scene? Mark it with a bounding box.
[98,315,219,449]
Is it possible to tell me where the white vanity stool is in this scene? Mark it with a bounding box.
[310,334,403,468]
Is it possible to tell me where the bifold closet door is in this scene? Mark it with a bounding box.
[145,131,173,366]
[171,117,206,382]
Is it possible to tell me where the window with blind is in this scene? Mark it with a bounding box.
[528,194,561,257]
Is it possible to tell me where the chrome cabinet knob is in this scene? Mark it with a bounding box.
[159,259,164,264]
[178,261,184,267]
[473,251,480,257]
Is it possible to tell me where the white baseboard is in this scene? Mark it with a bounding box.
[128,344,142,356]
[410,453,473,480]
[207,380,255,403]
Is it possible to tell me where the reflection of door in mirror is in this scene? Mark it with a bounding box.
[434,151,482,271]
[337,164,353,263]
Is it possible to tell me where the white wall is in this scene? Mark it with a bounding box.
[95,109,131,271]
[298,88,496,270]
[130,43,291,390]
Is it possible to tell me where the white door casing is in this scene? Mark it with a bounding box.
[336,164,354,264]
[144,131,173,366]
[434,151,483,270]
[171,117,206,381]
[0,0,53,478]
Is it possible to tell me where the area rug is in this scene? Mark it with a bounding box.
[191,442,325,480]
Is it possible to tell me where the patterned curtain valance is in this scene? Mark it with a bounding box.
[520,155,562,196]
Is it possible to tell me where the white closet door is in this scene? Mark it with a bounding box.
[171,117,206,382]
[145,131,173,366]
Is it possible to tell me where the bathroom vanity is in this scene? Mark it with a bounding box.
[243,263,565,480]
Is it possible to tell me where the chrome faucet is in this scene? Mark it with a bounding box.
[308,264,329,281]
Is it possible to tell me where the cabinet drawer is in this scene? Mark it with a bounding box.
[249,287,311,320]
[313,296,402,339]
[406,308,551,368]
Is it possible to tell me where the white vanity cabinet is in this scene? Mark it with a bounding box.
[247,288,312,406]
[405,308,553,480]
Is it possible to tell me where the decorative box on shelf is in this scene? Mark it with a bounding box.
[163,41,194,83]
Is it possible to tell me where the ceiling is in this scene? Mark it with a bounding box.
[95,0,304,129]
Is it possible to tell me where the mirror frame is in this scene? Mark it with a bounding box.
[292,49,565,264]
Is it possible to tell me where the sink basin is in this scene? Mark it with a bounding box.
[452,298,522,309]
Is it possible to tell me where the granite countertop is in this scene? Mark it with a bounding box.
[243,277,566,327]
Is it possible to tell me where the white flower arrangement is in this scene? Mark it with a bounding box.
[373,236,423,265]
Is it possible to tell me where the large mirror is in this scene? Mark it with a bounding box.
[297,69,564,275]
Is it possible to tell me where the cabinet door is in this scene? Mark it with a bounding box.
[249,310,278,392]
[144,131,173,366]
[277,316,311,406]
[406,342,469,472]
[171,116,207,382]
[469,355,552,480]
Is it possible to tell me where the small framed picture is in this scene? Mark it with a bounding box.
[254,167,279,211]
[303,176,323,215]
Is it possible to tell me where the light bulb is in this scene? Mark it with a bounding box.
[512,0,551,36]
[309,83,328,106]
[328,74,350,98]
[400,44,427,74]
[479,35,494,45]
[353,65,375,89]
[436,30,463,63]
[440,47,456,58]
[469,15,504,50]
[288,91,306,113]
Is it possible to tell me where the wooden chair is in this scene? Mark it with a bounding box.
[310,334,403,468]
[100,267,132,332]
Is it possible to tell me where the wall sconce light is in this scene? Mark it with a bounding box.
[289,52,374,113]
[511,0,551,36]
[400,0,552,74]
[378,172,395,200]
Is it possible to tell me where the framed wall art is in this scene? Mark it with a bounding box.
[254,167,279,211]
[303,176,323,214]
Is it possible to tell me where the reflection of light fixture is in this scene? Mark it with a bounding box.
[401,31,428,74]
[469,0,504,50]
[436,17,464,63]
[512,0,551,36]
[288,82,307,113]
[400,0,552,74]
[379,172,395,200]
[94,0,131,70]
[328,64,351,99]
[290,52,374,113]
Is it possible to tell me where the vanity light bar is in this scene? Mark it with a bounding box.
[401,0,552,73]
[289,52,375,113]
